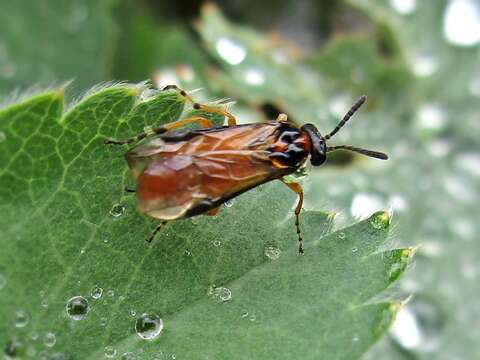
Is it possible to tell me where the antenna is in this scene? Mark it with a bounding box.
[325,95,367,140]
[327,145,388,160]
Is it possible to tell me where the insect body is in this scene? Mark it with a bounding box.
[105,86,387,253]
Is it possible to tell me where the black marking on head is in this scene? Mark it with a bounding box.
[301,123,326,166]
[193,103,201,109]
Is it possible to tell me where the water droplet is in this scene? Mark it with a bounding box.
[208,286,232,302]
[109,204,125,218]
[412,53,438,77]
[171,354,177,359]
[444,0,480,47]
[40,298,49,309]
[224,199,234,208]
[264,246,281,260]
[26,345,36,357]
[350,193,384,218]
[241,310,249,318]
[135,313,164,340]
[14,309,30,328]
[100,317,108,326]
[30,331,39,341]
[184,249,192,256]
[352,334,360,342]
[121,352,138,360]
[43,332,56,348]
[90,286,103,300]
[0,131,6,143]
[212,240,221,247]
[249,314,256,322]
[338,232,346,240]
[351,247,358,253]
[107,289,115,297]
[243,68,265,86]
[129,309,137,317]
[216,37,246,65]
[104,346,116,358]
[389,0,416,14]
[369,211,390,230]
[416,103,448,132]
[65,296,89,321]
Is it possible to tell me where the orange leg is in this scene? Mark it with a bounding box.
[104,116,213,145]
[282,181,304,254]
[163,84,237,126]
[206,206,220,216]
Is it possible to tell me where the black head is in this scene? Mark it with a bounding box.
[301,95,388,166]
[300,123,327,166]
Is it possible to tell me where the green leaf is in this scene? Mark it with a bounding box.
[0,85,410,359]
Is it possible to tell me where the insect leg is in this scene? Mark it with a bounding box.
[206,206,220,216]
[162,84,237,126]
[147,221,168,243]
[282,181,305,254]
[104,116,213,146]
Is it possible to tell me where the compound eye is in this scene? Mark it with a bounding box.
[310,152,326,166]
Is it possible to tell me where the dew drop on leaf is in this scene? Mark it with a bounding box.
[338,232,346,240]
[129,309,136,317]
[121,352,138,360]
[109,204,125,218]
[369,212,390,230]
[65,296,89,321]
[208,286,232,302]
[14,309,30,328]
[264,246,281,260]
[212,240,221,247]
[224,199,234,208]
[90,286,103,300]
[40,298,49,309]
[135,313,164,340]
[43,332,56,348]
[351,247,358,254]
[104,346,116,358]
[107,289,115,297]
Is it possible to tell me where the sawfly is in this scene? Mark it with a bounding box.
[105,85,388,253]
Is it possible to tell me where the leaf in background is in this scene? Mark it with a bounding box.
[0,84,411,359]
[0,0,117,95]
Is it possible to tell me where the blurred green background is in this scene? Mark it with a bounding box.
[1,0,479,359]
